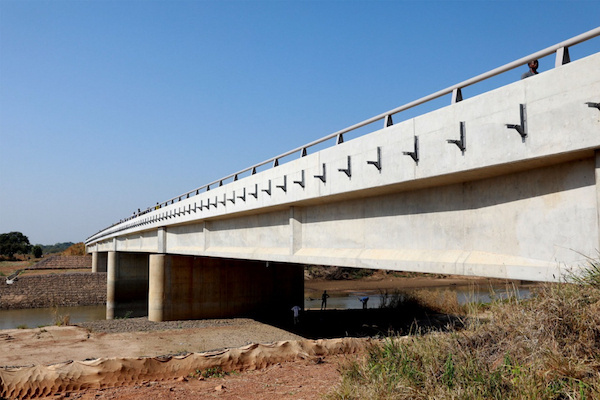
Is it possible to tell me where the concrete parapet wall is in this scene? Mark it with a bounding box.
[0,273,106,310]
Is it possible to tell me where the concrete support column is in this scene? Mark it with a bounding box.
[106,251,118,319]
[91,252,108,273]
[148,254,166,322]
[92,252,98,273]
[106,252,149,320]
[595,150,600,250]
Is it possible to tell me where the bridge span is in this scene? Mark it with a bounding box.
[86,29,600,321]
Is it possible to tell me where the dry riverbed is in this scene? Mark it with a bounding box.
[0,274,504,399]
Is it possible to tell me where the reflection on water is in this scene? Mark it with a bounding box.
[0,305,106,330]
[304,284,534,310]
[0,284,535,330]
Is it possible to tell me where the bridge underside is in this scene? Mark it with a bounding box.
[94,252,303,321]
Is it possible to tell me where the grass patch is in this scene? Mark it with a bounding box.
[378,288,469,315]
[189,366,228,379]
[0,260,35,279]
[115,310,133,319]
[329,265,600,399]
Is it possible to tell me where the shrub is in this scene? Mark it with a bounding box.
[329,265,600,399]
[32,245,43,258]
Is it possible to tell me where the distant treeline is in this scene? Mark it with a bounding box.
[36,242,75,255]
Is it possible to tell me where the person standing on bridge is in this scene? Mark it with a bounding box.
[521,59,539,79]
[321,290,330,310]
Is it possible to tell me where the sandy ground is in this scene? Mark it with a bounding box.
[0,323,347,400]
[1,320,306,368]
[0,275,504,399]
[30,354,352,400]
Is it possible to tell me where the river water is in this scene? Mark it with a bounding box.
[305,284,533,310]
[0,284,534,330]
[0,305,107,330]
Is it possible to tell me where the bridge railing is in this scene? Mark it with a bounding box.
[86,26,600,243]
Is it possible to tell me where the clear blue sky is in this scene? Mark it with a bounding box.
[1,0,599,245]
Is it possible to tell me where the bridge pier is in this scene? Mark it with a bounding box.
[596,150,600,251]
[91,251,107,273]
[148,255,303,322]
[106,251,149,319]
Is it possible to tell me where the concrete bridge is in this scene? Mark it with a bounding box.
[86,28,600,321]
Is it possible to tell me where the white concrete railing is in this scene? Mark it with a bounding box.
[86,26,600,244]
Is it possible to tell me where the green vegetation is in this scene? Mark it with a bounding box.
[0,260,37,277]
[189,366,229,379]
[329,267,600,399]
[115,310,134,319]
[0,231,32,259]
[37,242,75,255]
[31,245,43,258]
[0,233,80,260]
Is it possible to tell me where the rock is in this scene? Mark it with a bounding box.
[214,384,225,392]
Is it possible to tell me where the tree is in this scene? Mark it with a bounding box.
[32,245,43,258]
[0,232,32,259]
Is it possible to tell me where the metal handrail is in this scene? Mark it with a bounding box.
[162,26,600,204]
[86,26,600,243]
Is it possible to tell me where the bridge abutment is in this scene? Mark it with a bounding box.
[148,254,303,322]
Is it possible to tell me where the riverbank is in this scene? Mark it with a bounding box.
[0,273,522,399]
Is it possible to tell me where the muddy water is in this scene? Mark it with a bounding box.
[0,284,533,330]
[0,305,107,330]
